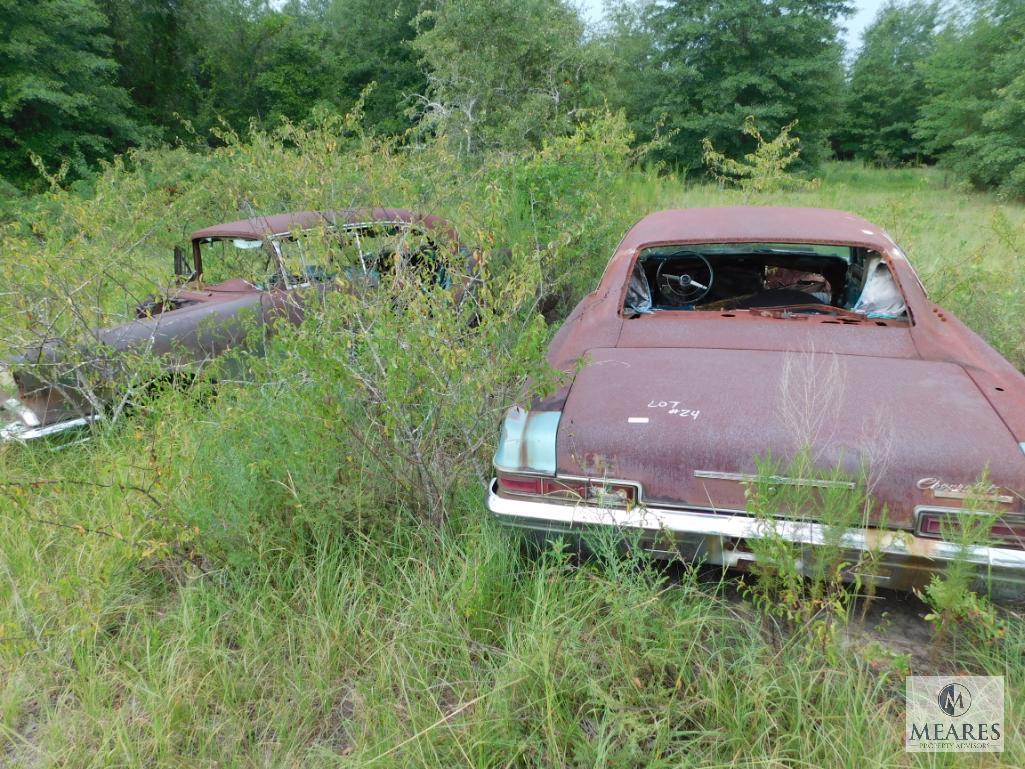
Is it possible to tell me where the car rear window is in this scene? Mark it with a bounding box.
[624,242,907,321]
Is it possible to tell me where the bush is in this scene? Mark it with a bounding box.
[702,116,815,195]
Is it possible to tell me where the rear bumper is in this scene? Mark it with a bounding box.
[486,480,1025,600]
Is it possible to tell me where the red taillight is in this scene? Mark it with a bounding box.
[920,515,944,537]
[497,474,543,495]
[540,478,588,500]
[917,510,1025,549]
[497,473,638,507]
[989,521,1025,546]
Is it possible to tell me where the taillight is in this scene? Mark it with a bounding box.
[917,509,1025,549]
[497,472,638,508]
[584,481,636,507]
[540,478,588,500]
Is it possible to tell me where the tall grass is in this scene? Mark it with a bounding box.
[2,119,1025,767]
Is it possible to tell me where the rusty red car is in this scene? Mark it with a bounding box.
[1,208,470,442]
[488,207,1025,598]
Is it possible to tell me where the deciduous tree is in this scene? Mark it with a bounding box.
[412,0,611,153]
[916,0,1025,196]
[605,0,850,172]
[0,0,138,187]
[840,0,939,165]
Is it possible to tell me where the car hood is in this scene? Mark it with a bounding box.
[556,347,1025,528]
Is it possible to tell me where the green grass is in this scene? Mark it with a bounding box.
[3,133,1025,767]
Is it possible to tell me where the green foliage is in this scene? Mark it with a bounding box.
[182,1,331,131]
[323,0,424,136]
[96,0,200,132]
[915,0,1025,197]
[0,0,139,188]
[412,0,611,153]
[840,0,939,165]
[609,0,849,172]
[739,447,880,637]
[4,124,1025,764]
[504,108,640,315]
[915,481,1010,645]
[702,116,814,193]
[152,256,551,562]
[10,0,1025,199]
[920,208,1025,369]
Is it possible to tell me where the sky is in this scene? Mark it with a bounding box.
[579,0,889,53]
[841,0,888,51]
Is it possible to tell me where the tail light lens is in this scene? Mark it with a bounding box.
[917,509,1025,549]
[497,475,544,495]
[497,472,638,508]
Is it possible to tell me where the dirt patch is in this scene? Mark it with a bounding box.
[841,588,943,674]
[690,566,944,672]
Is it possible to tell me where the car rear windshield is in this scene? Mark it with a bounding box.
[624,242,907,320]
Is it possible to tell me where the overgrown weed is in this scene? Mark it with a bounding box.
[2,113,1025,765]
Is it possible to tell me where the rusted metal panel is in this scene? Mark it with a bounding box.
[616,207,899,253]
[555,348,1025,528]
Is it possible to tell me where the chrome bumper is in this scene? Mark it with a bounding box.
[1,372,98,443]
[486,480,1025,599]
[1,413,98,442]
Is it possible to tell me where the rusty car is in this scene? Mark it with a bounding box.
[487,206,1025,598]
[1,208,472,442]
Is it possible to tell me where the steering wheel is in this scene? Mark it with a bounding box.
[656,254,714,305]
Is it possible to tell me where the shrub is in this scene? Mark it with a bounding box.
[702,116,815,195]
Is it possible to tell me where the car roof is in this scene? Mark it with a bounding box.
[618,207,898,253]
[190,207,455,242]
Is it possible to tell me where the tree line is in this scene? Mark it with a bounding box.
[1,0,1023,197]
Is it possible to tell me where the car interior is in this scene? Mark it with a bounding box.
[624,242,908,321]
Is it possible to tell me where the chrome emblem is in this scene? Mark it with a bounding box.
[916,477,1014,504]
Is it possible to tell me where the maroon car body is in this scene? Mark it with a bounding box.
[1,208,467,441]
[488,207,1025,598]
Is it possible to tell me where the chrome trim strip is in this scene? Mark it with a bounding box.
[694,470,856,490]
[931,488,1014,504]
[487,480,1025,571]
[1,415,100,443]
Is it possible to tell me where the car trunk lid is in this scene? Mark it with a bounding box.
[556,348,1025,528]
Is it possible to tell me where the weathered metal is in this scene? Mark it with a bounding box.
[1,208,469,442]
[489,206,1025,597]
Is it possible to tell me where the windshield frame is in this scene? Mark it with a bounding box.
[190,236,281,287]
[189,220,436,289]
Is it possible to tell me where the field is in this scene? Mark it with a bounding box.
[2,123,1025,768]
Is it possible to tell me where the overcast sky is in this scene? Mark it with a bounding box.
[579,0,889,53]
[840,0,888,51]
